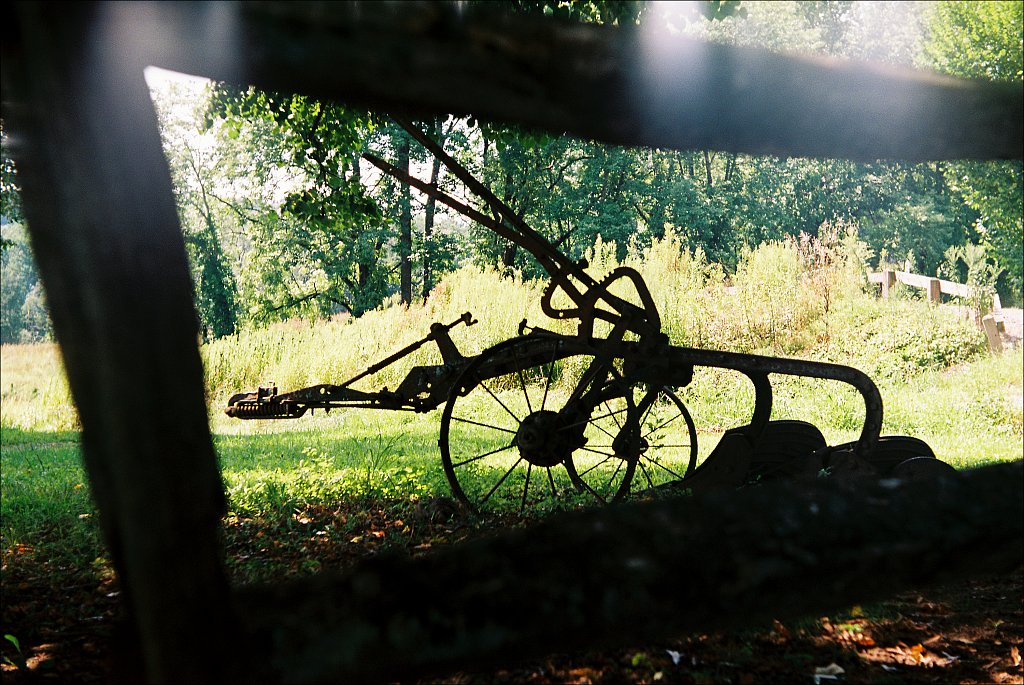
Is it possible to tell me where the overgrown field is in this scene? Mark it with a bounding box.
[2,235,1022,559]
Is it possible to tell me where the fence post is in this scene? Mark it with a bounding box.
[982,314,1003,354]
[927,278,941,304]
[882,270,895,298]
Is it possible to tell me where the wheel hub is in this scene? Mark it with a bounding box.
[515,410,576,467]
[611,423,647,458]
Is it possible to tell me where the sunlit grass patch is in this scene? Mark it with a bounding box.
[214,409,450,519]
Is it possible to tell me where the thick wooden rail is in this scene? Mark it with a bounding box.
[234,461,1023,684]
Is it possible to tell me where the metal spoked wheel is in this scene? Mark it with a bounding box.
[566,383,698,498]
[439,336,635,515]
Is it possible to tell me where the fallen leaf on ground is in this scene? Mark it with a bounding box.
[813,662,845,683]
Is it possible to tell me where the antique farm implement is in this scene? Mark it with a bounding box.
[226,118,946,513]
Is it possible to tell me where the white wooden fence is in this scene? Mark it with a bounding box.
[867,269,1006,353]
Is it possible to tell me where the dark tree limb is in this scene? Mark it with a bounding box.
[236,462,1023,684]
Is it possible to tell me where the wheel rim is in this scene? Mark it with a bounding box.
[567,384,697,497]
[439,337,620,514]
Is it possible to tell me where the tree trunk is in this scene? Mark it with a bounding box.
[647,150,666,239]
[398,132,413,305]
[194,215,238,339]
[422,119,446,300]
[5,4,235,682]
[500,166,519,270]
[703,150,714,195]
[352,149,374,305]
[501,241,519,270]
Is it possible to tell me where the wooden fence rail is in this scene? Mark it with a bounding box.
[867,269,1006,353]
[867,269,983,302]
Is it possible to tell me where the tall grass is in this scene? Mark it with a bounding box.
[0,345,77,431]
[195,229,1016,473]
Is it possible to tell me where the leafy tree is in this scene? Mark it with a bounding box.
[151,78,240,339]
[206,86,387,317]
[697,0,826,52]
[923,0,1024,300]
[471,125,561,273]
[505,0,646,25]
[130,1,1017,341]
[941,241,1003,314]
[0,121,22,229]
[812,1,928,66]
[0,223,50,343]
[404,122,474,277]
[1,123,52,344]
[924,0,1023,82]
[551,141,643,262]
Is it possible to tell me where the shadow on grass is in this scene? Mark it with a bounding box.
[0,425,81,448]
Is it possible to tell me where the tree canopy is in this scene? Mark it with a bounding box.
[923,0,1023,298]
[3,0,1021,344]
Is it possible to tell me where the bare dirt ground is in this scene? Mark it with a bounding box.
[1000,308,1023,348]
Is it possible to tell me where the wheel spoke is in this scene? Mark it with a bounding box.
[519,463,533,514]
[640,396,657,426]
[643,410,685,438]
[604,400,623,430]
[481,457,524,504]
[577,454,615,478]
[590,418,618,441]
[452,442,516,468]
[479,379,523,425]
[641,453,687,481]
[451,415,518,434]
[637,459,655,489]
[578,445,617,459]
[541,343,558,411]
[575,473,606,504]
[512,345,533,415]
[546,467,557,497]
[606,458,624,492]
[562,405,627,431]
